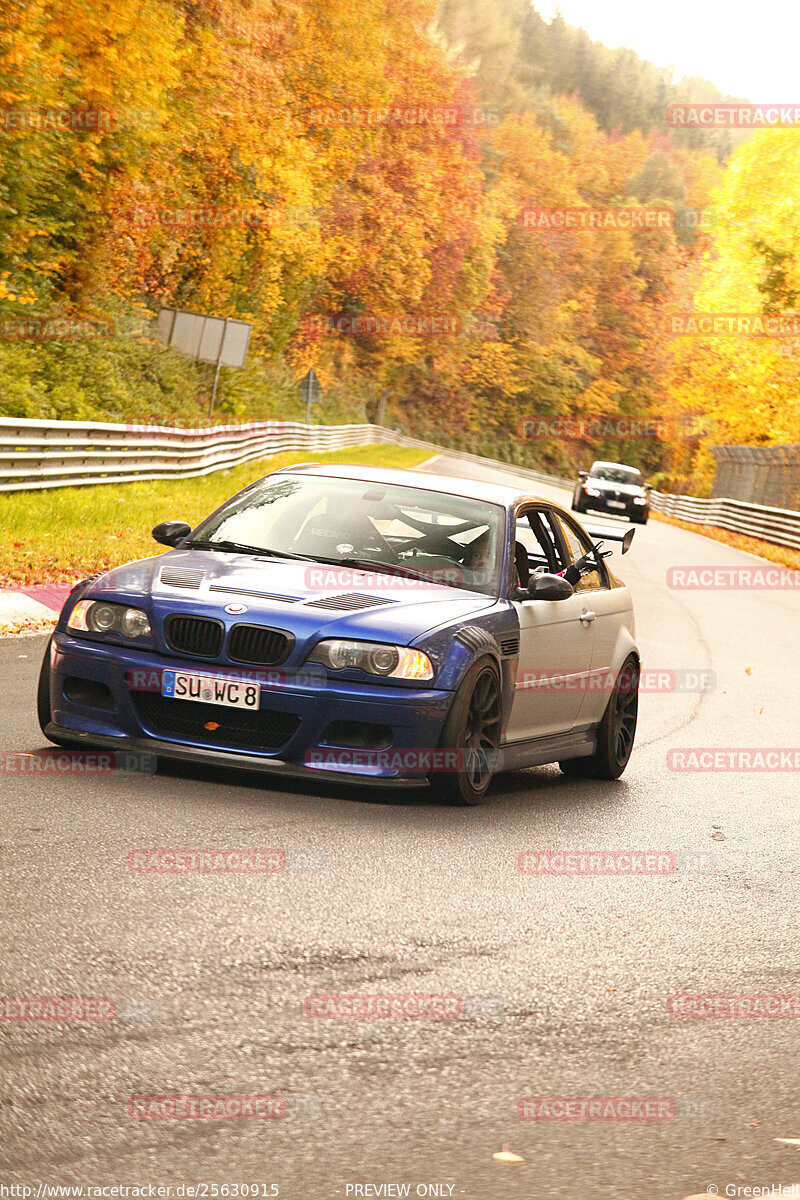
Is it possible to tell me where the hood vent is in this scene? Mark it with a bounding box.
[209,585,301,604]
[500,636,520,658]
[305,593,396,611]
[160,566,204,590]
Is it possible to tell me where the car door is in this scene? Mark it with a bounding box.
[505,506,596,742]
[550,510,621,726]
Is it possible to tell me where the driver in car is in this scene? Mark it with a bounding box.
[461,529,495,589]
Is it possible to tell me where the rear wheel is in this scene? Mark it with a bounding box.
[559,656,639,780]
[429,659,502,805]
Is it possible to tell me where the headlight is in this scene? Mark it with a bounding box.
[68,599,152,640]
[121,607,152,637]
[586,487,602,497]
[308,639,434,681]
[633,496,647,504]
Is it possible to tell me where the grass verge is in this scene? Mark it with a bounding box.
[651,511,800,572]
[1,445,431,587]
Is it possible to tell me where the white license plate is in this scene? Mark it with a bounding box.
[607,500,626,510]
[161,670,260,709]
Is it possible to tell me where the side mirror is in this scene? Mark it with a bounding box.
[524,572,575,601]
[578,471,589,480]
[621,528,635,554]
[152,520,191,547]
[644,483,652,492]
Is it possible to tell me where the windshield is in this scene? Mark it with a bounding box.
[188,474,506,597]
[590,465,643,485]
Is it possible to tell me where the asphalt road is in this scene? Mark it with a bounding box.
[1,454,799,1200]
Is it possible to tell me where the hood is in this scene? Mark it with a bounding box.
[74,549,498,650]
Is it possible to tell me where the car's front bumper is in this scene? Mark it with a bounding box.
[583,495,648,518]
[43,721,429,788]
[48,632,454,786]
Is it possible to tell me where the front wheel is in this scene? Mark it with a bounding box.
[572,493,586,513]
[429,659,502,805]
[559,656,639,780]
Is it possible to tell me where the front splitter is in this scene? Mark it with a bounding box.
[43,722,430,789]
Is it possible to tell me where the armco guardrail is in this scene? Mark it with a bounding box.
[2,416,798,552]
[0,417,577,494]
[647,490,800,551]
[0,418,393,491]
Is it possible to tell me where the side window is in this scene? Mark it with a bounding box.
[513,508,569,585]
[553,513,608,592]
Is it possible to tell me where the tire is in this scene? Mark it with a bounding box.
[37,635,81,749]
[37,635,53,736]
[635,511,649,525]
[559,655,639,780]
[573,494,586,514]
[429,658,502,805]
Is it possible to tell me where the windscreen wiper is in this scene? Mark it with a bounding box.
[186,539,315,561]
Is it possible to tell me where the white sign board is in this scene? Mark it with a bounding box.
[219,320,251,368]
[197,316,227,364]
[155,308,175,346]
[154,307,251,369]
[170,310,205,359]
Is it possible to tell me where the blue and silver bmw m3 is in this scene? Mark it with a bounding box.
[39,463,640,804]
